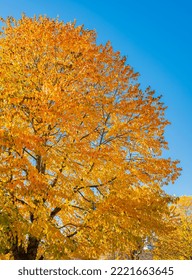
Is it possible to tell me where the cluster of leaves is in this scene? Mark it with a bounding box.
[0,15,183,260]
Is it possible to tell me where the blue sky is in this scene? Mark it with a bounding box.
[0,0,191,196]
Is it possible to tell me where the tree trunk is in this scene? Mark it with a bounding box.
[11,235,40,260]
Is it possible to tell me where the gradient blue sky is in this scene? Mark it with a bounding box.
[0,0,191,196]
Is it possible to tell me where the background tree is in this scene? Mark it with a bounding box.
[0,15,180,260]
[153,196,192,260]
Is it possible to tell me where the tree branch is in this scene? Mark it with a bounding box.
[50,207,61,218]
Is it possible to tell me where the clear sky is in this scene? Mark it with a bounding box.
[0,0,191,196]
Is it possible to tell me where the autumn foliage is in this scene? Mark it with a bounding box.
[0,15,185,260]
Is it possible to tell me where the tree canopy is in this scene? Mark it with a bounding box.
[0,15,181,260]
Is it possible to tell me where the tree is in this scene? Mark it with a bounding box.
[153,196,192,260]
[0,15,180,260]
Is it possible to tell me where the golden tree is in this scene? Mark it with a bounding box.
[0,15,180,259]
